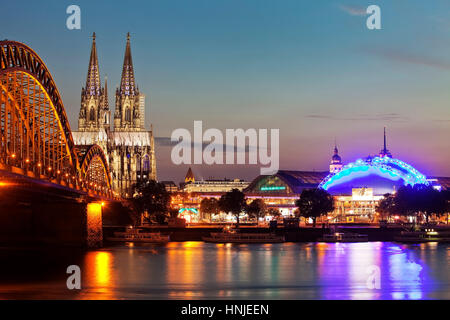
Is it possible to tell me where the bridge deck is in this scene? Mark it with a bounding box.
[0,169,117,202]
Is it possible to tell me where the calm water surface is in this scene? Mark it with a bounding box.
[0,242,449,299]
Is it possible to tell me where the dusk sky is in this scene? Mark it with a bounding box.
[2,0,450,183]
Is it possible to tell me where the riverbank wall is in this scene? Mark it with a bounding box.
[103,225,406,242]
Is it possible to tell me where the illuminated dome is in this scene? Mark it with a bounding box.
[331,145,342,164]
[332,153,341,163]
[319,156,429,196]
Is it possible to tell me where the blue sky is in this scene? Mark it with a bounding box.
[2,0,450,182]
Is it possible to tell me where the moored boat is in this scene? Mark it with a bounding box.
[394,228,450,243]
[202,229,285,243]
[319,232,368,242]
[106,227,170,243]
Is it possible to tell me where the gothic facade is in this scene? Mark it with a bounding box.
[73,33,157,197]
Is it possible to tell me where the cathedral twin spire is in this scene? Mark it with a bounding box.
[78,32,109,132]
[119,33,138,96]
[76,32,157,196]
[86,32,136,95]
[79,32,144,132]
[85,32,101,96]
[114,32,145,131]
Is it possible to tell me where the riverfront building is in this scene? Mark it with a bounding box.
[170,168,250,222]
[245,170,328,216]
[179,167,250,193]
[244,130,450,223]
[171,131,449,223]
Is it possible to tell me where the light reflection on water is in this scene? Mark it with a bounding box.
[0,242,448,299]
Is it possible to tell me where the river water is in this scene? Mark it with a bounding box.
[0,242,449,299]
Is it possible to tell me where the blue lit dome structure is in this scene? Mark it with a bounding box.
[319,156,429,196]
[331,152,341,163]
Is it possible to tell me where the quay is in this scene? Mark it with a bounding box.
[103,225,416,242]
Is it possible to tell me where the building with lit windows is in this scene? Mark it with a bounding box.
[180,167,250,193]
[244,170,328,216]
[161,181,179,193]
[183,179,250,193]
[170,168,251,222]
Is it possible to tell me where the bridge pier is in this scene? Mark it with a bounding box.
[86,202,103,248]
[29,201,103,247]
[0,188,104,248]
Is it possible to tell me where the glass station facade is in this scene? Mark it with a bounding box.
[244,171,328,216]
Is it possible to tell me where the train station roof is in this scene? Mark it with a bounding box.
[244,170,328,195]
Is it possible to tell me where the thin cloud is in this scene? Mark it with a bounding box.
[155,136,262,152]
[338,4,367,16]
[155,137,176,147]
[305,113,408,122]
[432,119,450,122]
[363,47,450,71]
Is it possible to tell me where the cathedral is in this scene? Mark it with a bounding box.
[73,33,157,197]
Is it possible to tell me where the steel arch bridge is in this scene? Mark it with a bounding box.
[0,40,113,198]
[78,144,112,192]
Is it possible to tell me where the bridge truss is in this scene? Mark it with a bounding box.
[0,41,114,198]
